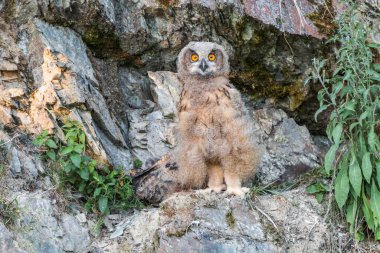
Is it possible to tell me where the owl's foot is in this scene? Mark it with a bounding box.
[225,187,250,198]
[195,184,226,194]
[210,184,227,193]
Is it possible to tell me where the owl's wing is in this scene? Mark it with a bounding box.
[133,154,182,204]
[225,82,250,117]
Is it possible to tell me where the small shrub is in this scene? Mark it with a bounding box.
[307,0,380,240]
[133,159,143,169]
[34,120,142,215]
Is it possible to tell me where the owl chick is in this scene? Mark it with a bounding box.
[174,41,262,197]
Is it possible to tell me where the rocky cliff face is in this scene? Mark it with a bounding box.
[1,0,378,252]
[0,0,331,169]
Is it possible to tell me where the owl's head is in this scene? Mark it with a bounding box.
[177,41,230,78]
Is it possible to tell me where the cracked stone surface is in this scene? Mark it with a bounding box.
[91,188,329,253]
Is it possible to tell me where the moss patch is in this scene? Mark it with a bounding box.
[307,0,337,37]
[225,209,236,228]
[232,64,309,111]
[83,25,119,52]
[156,0,179,8]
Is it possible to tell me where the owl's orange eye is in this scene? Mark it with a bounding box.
[191,53,199,62]
[208,53,216,61]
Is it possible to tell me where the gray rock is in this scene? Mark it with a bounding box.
[18,152,39,179]
[33,19,96,83]
[62,214,91,252]
[15,191,91,253]
[0,105,14,126]
[7,147,22,175]
[148,71,182,118]
[25,18,133,168]
[92,188,328,253]
[0,223,27,253]
[128,99,177,163]
[253,108,321,184]
[5,146,42,179]
[16,192,63,253]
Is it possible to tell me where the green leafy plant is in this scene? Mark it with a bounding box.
[34,121,141,215]
[307,1,380,240]
[133,159,143,169]
[306,181,330,203]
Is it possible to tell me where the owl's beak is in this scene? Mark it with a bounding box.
[199,59,208,72]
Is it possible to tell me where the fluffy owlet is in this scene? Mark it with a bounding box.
[174,41,262,197]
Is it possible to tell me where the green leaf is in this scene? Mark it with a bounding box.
[349,122,360,132]
[93,171,100,182]
[349,155,362,197]
[373,63,380,72]
[98,196,108,214]
[332,123,343,144]
[343,70,352,81]
[306,182,329,194]
[368,69,380,81]
[94,188,101,197]
[65,131,76,140]
[61,146,74,155]
[33,137,45,147]
[315,192,324,203]
[368,126,378,152]
[376,162,380,186]
[324,145,338,174]
[80,167,89,181]
[355,230,365,242]
[375,228,380,241]
[74,144,84,153]
[41,129,49,138]
[362,191,375,231]
[46,139,58,149]
[368,42,380,49]
[361,152,372,183]
[370,181,380,223]
[314,105,328,122]
[46,150,56,161]
[347,199,357,231]
[70,153,82,168]
[335,162,350,209]
[63,122,74,128]
[108,171,118,180]
[104,166,111,174]
[79,182,86,192]
[79,132,86,144]
[64,162,73,173]
[332,81,343,95]
[88,160,97,173]
[358,111,368,126]
[345,100,356,111]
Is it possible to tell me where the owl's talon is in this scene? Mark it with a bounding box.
[209,184,226,193]
[195,185,226,194]
[225,187,249,198]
